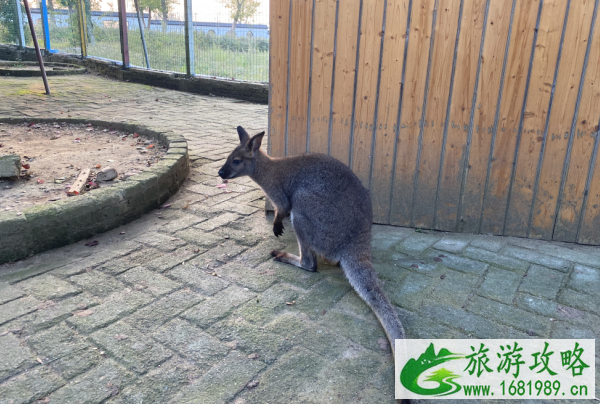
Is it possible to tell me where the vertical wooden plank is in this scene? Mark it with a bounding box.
[480,0,540,235]
[459,0,513,233]
[390,0,437,226]
[412,0,462,229]
[287,0,314,156]
[330,0,361,164]
[371,0,410,223]
[350,0,386,185]
[269,0,291,158]
[505,0,569,237]
[308,0,337,154]
[530,0,596,239]
[561,126,598,243]
[572,128,600,245]
[435,0,487,231]
[560,8,600,243]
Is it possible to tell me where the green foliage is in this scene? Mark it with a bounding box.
[0,0,18,37]
[135,0,161,12]
[45,24,268,81]
[48,10,80,48]
[221,0,260,25]
[194,30,268,53]
[0,0,32,45]
[131,0,175,23]
[54,0,76,10]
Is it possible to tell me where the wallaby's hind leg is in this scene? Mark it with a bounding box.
[271,249,317,271]
[271,243,317,271]
[270,213,317,272]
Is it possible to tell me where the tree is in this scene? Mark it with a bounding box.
[54,0,74,18]
[160,0,167,31]
[132,0,172,30]
[220,0,260,36]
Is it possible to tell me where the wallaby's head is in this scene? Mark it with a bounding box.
[218,126,265,179]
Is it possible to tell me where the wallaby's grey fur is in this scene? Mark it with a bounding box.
[219,126,407,354]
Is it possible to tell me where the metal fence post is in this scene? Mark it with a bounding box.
[76,0,87,56]
[23,0,50,94]
[39,0,56,52]
[134,0,150,68]
[14,0,26,48]
[184,0,194,77]
[117,0,130,67]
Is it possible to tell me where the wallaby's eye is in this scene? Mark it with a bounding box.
[232,159,242,166]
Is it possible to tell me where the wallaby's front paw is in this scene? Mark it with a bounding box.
[273,222,284,237]
[270,250,284,261]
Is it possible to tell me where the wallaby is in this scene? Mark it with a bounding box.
[219,126,408,399]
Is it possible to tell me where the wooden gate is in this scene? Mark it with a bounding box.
[268,0,600,245]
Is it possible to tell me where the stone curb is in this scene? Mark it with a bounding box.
[0,44,268,104]
[0,61,86,77]
[0,117,190,264]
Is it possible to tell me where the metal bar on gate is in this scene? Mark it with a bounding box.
[76,0,87,56]
[134,0,150,68]
[39,0,56,52]
[184,0,195,77]
[117,0,129,67]
[14,0,26,47]
[81,0,88,45]
[22,0,50,95]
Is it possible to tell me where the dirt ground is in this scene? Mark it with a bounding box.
[0,122,166,212]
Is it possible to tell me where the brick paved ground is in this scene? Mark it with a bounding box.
[0,75,598,403]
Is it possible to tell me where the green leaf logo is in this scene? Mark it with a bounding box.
[400,343,464,396]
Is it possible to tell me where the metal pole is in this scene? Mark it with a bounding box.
[76,0,87,56]
[14,0,26,47]
[22,0,50,95]
[81,0,88,45]
[117,0,129,67]
[134,0,150,68]
[39,0,54,51]
[184,0,194,77]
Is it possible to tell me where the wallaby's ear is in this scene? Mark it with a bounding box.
[237,126,250,144]
[247,131,265,154]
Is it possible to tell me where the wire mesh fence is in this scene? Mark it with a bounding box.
[85,5,122,61]
[0,0,269,82]
[191,1,268,81]
[1,0,51,51]
[46,3,82,55]
[126,1,186,72]
[27,7,44,49]
[1,0,30,47]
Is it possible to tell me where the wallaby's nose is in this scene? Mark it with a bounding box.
[218,169,226,178]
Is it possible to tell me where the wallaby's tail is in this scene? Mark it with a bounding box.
[339,254,406,354]
[341,254,411,404]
